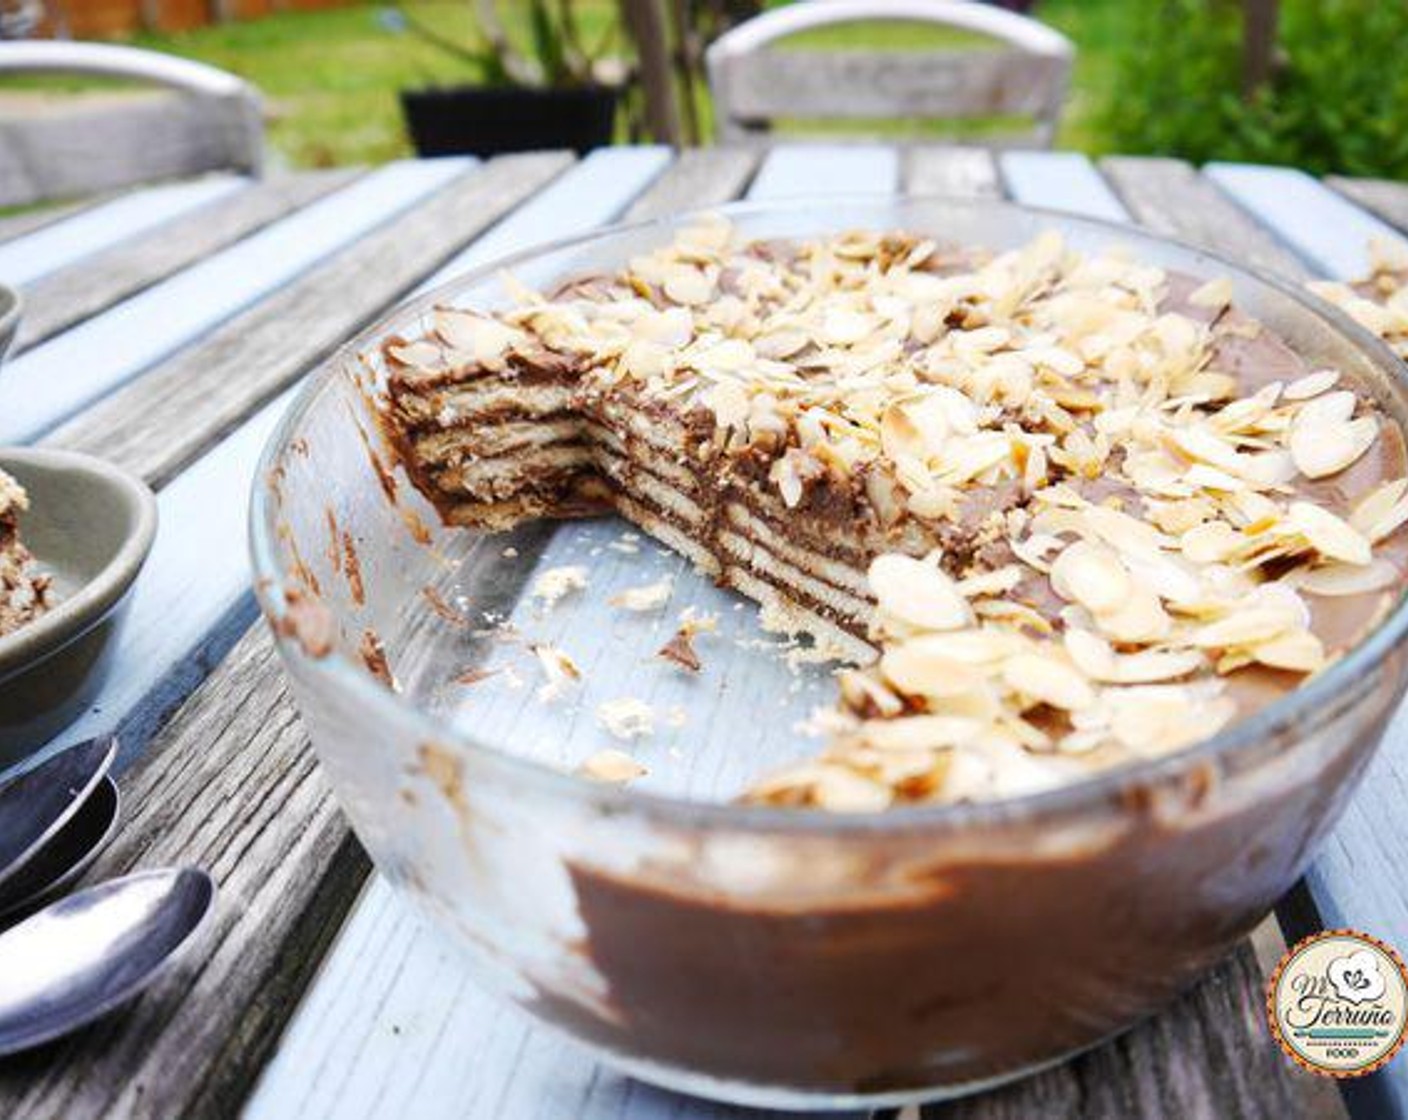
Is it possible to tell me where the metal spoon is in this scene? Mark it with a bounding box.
[0,775,120,922]
[0,867,214,1055]
[0,736,116,896]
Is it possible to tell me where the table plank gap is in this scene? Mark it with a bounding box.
[16,169,362,352]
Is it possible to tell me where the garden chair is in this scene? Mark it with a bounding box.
[706,0,1074,147]
[0,41,263,206]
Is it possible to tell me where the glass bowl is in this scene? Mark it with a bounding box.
[250,197,1408,1109]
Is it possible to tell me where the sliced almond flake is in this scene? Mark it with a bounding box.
[1290,413,1378,479]
[879,642,986,698]
[1252,630,1325,673]
[579,748,647,783]
[1001,652,1095,711]
[662,266,715,307]
[1192,608,1296,649]
[434,308,521,366]
[1287,501,1373,565]
[868,554,974,633]
[856,714,984,751]
[1284,369,1340,401]
[1063,628,1117,680]
[838,668,906,717]
[1369,236,1408,275]
[1351,477,1408,541]
[387,339,446,371]
[1291,558,1399,597]
[1180,519,1242,564]
[812,765,894,812]
[1095,585,1173,644]
[1049,541,1131,614]
[1189,276,1234,310]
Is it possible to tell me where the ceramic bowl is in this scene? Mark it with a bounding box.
[0,449,157,763]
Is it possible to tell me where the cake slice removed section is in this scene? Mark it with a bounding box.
[0,469,52,639]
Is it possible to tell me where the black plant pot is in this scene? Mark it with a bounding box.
[400,84,618,158]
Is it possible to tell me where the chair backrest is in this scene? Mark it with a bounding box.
[706,0,1074,148]
[0,41,264,206]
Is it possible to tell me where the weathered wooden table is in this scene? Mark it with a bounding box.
[0,143,1405,1120]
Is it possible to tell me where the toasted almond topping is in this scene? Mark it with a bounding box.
[387,221,1408,812]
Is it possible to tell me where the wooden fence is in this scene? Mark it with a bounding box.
[41,0,350,39]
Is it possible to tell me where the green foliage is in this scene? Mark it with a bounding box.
[1103,0,1408,178]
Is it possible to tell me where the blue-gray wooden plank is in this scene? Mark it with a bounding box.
[0,175,245,287]
[418,146,671,292]
[1205,163,1406,279]
[0,158,473,444]
[1204,165,1408,1119]
[745,143,899,199]
[1000,151,1130,224]
[243,146,886,1120]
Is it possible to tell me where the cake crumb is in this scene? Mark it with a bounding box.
[455,666,500,686]
[360,629,396,689]
[532,642,581,702]
[658,628,702,672]
[597,697,655,740]
[502,546,519,558]
[678,606,718,634]
[531,565,588,607]
[578,748,648,784]
[610,576,674,612]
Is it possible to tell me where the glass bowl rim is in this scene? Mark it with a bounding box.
[249,191,1408,836]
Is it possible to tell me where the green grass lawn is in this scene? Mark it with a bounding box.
[109,0,1131,169]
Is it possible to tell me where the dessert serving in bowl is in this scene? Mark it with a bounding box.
[251,197,1408,1108]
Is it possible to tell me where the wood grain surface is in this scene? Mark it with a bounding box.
[16,169,359,351]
